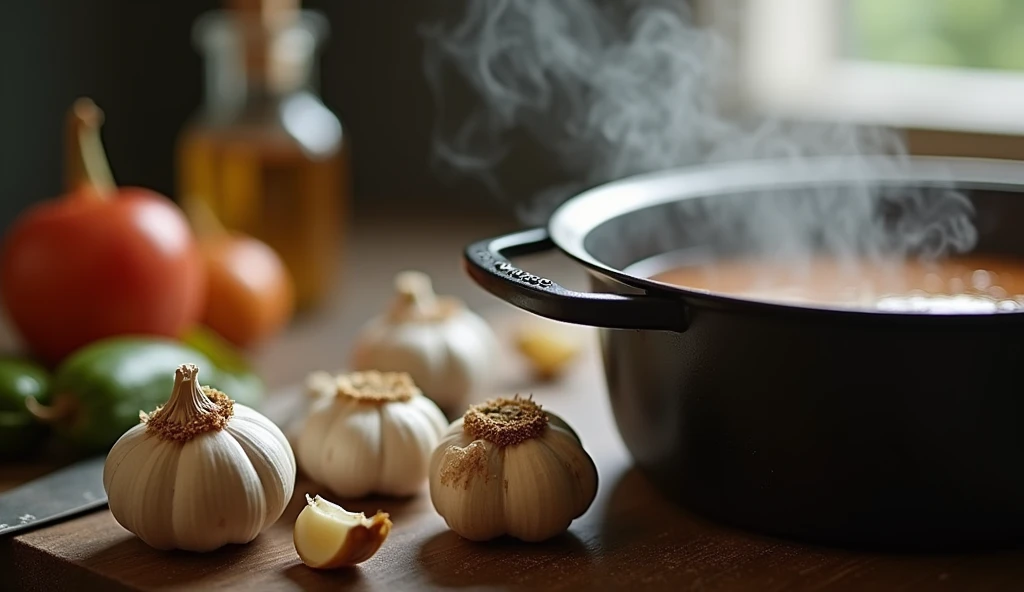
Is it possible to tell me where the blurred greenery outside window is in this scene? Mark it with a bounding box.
[699,0,1024,160]
[846,0,1024,72]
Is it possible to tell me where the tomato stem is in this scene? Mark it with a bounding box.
[24,394,78,425]
[65,98,117,198]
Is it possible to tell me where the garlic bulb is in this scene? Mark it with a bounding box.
[429,396,598,542]
[103,364,296,552]
[294,494,392,569]
[351,271,500,411]
[296,370,448,498]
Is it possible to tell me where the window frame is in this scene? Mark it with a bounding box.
[696,0,1024,158]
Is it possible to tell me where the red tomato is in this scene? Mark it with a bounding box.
[0,188,206,364]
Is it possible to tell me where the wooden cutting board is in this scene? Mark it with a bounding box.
[6,315,1024,591]
[1,320,631,591]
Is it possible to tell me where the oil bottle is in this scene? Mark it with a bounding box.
[177,0,350,309]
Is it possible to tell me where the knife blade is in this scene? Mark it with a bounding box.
[0,455,108,537]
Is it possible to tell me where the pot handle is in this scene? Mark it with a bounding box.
[464,228,688,332]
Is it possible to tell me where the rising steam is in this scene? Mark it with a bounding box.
[422,0,977,265]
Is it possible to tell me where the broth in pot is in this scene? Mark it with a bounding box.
[648,255,1024,313]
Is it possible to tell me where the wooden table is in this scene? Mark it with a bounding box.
[4,210,1024,591]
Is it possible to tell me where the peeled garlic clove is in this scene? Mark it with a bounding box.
[515,326,580,380]
[294,494,392,569]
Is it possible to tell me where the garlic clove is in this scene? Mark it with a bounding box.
[501,438,581,542]
[130,437,183,549]
[316,404,383,499]
[407,391,452,440]
[102,423,147,503]
[295,396,338,483]
[377,400,447,497]
[540,426,599,517]
[294,494,392,569]
[288,371,340,448]
[102,423,145,491]
[226,413,296,530]
[172,431,268,552]
[429,432,507,542]
[105,426,181,550]
[515,326,581,380]
[232,403,296,466]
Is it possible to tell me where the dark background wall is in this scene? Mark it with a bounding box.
[0,0,496,233]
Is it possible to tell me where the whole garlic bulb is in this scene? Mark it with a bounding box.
[103,364,296,552]
[351,271,500,411]
[296,370,448,498]
[429,396,598,542]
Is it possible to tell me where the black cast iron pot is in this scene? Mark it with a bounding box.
[463,156,1024,550]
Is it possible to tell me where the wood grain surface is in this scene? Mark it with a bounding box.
[3,211,1024,591]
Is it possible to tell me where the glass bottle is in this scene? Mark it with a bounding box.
[176,2,350,310]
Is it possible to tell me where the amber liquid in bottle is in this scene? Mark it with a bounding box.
[178,6,349,309]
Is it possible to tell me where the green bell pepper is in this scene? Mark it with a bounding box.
[45,336,264,453]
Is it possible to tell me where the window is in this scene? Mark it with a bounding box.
[706,0,1024,138]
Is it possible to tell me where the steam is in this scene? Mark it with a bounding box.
[422,0,977,268]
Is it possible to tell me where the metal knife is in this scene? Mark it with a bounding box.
[0,456,108,537]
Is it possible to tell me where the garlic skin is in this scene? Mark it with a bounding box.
[103,364,296,552]
[428,396,598,542]
[294,494,392,569]
[351,271,500,411]
[296,371,449,498]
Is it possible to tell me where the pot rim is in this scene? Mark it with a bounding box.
[547,155,1024,319]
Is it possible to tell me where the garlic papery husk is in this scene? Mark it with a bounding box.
[103,363,296,552]
[428,396,598,542]
[293,494,392,569]
[296,370,449,498]
[350,271,500,412]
